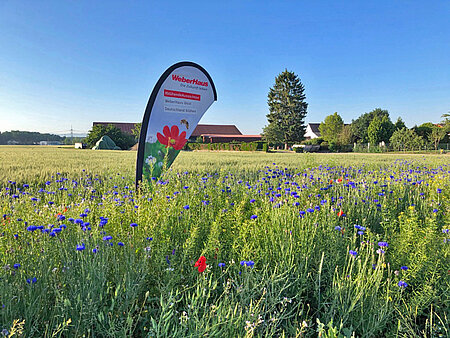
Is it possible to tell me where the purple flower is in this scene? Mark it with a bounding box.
[378,242,388,248]
[102,236,112,241]
[349,250,357,257]
[334,226,342,231]
[218,263,226,268]
[398,280,408,288]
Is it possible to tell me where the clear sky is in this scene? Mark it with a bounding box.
[0,1,449,135]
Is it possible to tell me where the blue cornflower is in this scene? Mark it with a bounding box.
[183,205,190,210]
[76,243,85,251]
[401,266,408,271]
[249,199,256,203]
[218,263,226,268]
[74,219,83,224]
[26,226,38,232]
[146,237,153,241]
[335,226,342,231]
[437,188,442,193]
[398,280,408,288]
[118,242,124,247]
[13,264,20,269]
[92,248,98,253]
[27,277,37,284]
[245,261,255,267]
[306,208,314,213]
[358,231,364,235]
[378,242,389,248]
[349,250,357,257]
[102,236,112,241]
[250,215,257,220]
[130,223,138,227]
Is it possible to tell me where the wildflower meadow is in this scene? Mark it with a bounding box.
[0,146,448,337]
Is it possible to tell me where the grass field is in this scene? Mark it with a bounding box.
[0,146,448,336]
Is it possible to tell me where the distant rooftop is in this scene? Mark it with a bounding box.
[190,124,242,137]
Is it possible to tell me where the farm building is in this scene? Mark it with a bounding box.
[304,123,321,139]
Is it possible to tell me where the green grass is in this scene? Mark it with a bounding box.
[0,146,448,336]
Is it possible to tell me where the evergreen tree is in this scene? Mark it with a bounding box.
[267,69,308,149]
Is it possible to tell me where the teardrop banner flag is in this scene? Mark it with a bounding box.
[136,62,217,187]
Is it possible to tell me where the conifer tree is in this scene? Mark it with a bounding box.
[267,70,308,149]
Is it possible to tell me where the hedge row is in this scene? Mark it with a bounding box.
[184,142,268,152]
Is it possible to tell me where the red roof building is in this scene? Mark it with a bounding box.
[190,124,242,138]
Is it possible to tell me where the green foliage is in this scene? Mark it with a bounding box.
[267,70,308,148]
[131,123,142,141]
[368,115,394,145]
[302,137,324,145]
[0,131,63,145]
[84,124,136,150]
[338,124,354,146]
[319,113,344,145]
[351,108,390,143]
[389,128,425,151]
[394,117,407,131]
[262,123,284,144]
[429,125,447,150]
[413,122,434,142]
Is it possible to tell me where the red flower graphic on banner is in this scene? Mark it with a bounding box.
[157,125,187,150]
[194,255,206,273]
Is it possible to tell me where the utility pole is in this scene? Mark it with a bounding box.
[70,125,74,140]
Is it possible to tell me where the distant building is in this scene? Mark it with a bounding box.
[74,142,86,149]
[190,124,242,140]
[304,123,321,139]
[39,141,62,145]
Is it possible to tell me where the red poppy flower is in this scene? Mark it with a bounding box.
[194,255,206,273]
[157,125,187,150]
[337,210,344,217]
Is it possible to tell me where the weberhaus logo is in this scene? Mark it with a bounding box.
[172,75,208,87]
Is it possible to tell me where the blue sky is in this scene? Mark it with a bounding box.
[0,1,449,135]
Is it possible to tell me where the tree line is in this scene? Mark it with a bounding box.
[0,131,83,145]
[262,69,449,151]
